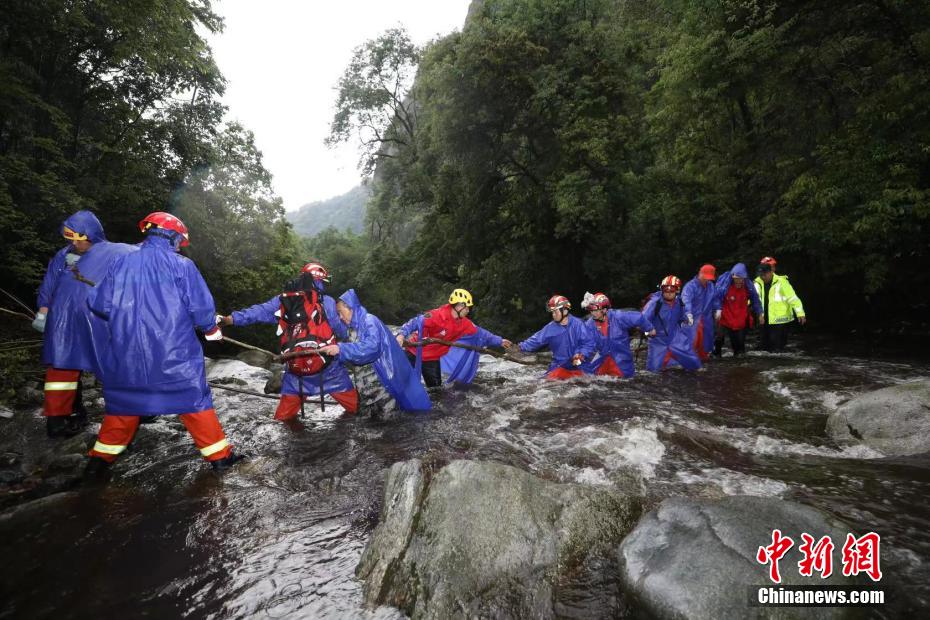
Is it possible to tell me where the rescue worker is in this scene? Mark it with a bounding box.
[318,289,431,411]
[395,289,512,387]
[220,263,360,419]
[85,212,241,473]
[33,210,136,437]
[713,263,764,357]
[682,264,718,361]
[754,257,806,352]
[643,276,703,372]
[518,295,595,380]
[579,292,656,378]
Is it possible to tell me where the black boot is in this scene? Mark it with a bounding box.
[46,415,83,438]
[83,456,111,481]
[211,452,246,472]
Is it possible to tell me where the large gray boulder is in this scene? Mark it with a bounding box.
[618,496,862,619]
[358,459,642,619]
[826,378,930,456]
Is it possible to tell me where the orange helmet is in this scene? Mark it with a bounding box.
[546,295,571,313]
[660,275,682,292]
[139,212,189,247]
[760,256,777,266]
[300,262,331,283]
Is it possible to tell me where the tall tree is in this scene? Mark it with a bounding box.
[0,0,225,292]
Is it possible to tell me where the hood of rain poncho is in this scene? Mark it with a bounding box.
[39,214,136,371]
[61,210,106,243]
[339,289,431,411]
[714,262,763,317]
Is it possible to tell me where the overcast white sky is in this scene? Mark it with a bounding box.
[208,0,471,211]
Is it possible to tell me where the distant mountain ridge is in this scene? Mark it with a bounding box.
[287,184,371,237]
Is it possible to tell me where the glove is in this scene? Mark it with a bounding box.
[687,313,694,326]
[32,312,47,333]
[714,310,722,321]
[204,326,223,341]
[65,253,81,266]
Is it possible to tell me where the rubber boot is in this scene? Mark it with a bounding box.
[83,456,111,481]
[46,416,82,438]
[211,452,246,472]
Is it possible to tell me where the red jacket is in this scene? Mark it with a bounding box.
[719,284,750,330]
[402,304,478,361]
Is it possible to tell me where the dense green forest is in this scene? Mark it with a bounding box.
[1,0,928,352]
[327,0,930,336]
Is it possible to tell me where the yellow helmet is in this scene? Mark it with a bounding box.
[448,288,474,307]
[62,226,88,241]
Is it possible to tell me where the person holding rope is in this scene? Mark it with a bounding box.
[395,288,513,387]
[33,210,136,437]
[518,295,595,380]
[85,212,242,474]
[318,289,431,412]
[682,264,718,362]
[579,292,656,378]
[219,263,360,419]
[643,276,702,373]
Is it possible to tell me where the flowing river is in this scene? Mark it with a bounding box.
[1,336,928,618]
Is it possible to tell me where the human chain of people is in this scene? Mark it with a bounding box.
[32,210,807,477]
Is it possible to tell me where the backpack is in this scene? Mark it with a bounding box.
[277,289,335,376]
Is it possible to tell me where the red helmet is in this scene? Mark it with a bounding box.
[301,262,331,283]
[760,256,777,266]
[660,275,682,292]
[139,212,189,247]
[546,295,571,313]
[587,292,611,310]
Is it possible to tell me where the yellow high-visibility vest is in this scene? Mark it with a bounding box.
[754,274,805,325]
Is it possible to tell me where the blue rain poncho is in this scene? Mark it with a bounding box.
[88,234,217,415]
[518,315,595,373]
[37,210,137,372]
[336,289,431,410]
[682,275,717,358]
[437,328,508,384]
[580,309,655,378]
[714,262,763,316]
[642,292,702,372]
[230,290,354,398]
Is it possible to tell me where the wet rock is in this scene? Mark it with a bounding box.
[826,378,930,456]
[205,358,272,389]
[15,385,43,405]
[0,405,14,419]
[0,492,80,527]
[46,453,86,474]
[236,349,275,369]
[618,496,860,619]
[358,459,642,618]
[264,366,283,394]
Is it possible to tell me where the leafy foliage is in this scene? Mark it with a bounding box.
[330,1,930,336]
